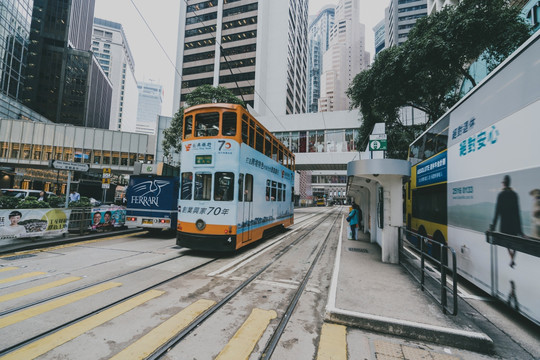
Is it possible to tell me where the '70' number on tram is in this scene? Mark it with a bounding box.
[218,140,231,151]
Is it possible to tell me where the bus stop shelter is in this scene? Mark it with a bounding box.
[347,158,410,264]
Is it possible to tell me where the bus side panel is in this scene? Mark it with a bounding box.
[447,35,540,324]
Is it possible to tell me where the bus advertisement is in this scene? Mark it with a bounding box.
[407,31,540,324]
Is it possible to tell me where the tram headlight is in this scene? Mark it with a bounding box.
[195,219,206,231]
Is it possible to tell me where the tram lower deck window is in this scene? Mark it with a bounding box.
[195,173,212,200]
[214,172,234,201]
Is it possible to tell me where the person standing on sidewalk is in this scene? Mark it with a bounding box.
[347,203,360,240]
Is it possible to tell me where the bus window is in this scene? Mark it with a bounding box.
[278,147,284,164]
[283,184,287,202]
[214,172,234,201]
[222,112,237,136]
[272,140,278,161]
[238,174,244,201]
[195,112,219,137]
[181,172,193,200]
[291,186,295,203]
[271,181,277,201]
[278,183,283,201]
[255,127,264,153]
[264,134,272,157]
[266,180,271,201]
[194,172,212,200]
[245,174,253,202]
[184,115,193,139]
[242,116,249,143]
[248,124,255,148]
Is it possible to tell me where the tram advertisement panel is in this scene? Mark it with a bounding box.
[447,103,540,324]
[0,208,72,243]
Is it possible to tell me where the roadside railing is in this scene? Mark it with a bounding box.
[398,227,458,315]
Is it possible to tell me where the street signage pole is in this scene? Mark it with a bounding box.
[49,160,89,207]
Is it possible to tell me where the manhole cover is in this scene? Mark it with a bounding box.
[2,254,37,261]
[348,248,368,253]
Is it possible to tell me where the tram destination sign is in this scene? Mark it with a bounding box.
[49,160,89,172]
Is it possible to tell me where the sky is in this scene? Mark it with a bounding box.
[94,0,388,117]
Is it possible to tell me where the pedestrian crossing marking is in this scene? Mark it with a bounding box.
[0,289,164,360]
[0,267,18,273]
[215,308,277,360]
[109,299,216,360]
[0,276,82,303]
[0,271,46,285]
[316,323,347,360]
[0,282,121,329]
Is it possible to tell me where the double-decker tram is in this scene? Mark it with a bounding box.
[406,31,540,325]
[177,103,295,251]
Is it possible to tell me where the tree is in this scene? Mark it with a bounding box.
[347,0,531,159]
[162,85,246,158]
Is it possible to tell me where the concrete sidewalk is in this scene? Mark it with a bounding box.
[325,219,494,354]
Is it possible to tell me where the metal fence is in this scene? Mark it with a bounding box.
[398,227,458,315]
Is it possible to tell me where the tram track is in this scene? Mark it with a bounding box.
[0,207,341,359]
[146,207,341,359]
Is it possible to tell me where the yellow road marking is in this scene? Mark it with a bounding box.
[0,267,18,273]
[0,289,164,360]
[0,276,82,303]
[0,282,121,329]
[0,272,46,285]
[216,308,277,360]
[0,232,146,259]
[110,299,216,360]
[316,323,347,360]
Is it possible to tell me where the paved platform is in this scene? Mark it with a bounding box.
[325,219,494,354]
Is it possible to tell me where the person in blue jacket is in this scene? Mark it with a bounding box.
[347,203,360,240]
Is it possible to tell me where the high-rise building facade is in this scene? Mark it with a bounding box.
[386,0,427,47]
[21,0,112,128]
[307,6,335,113]
[173,0,309,116]
[318,0,369,112]
[136,81,163,135]
[373,19,386,56]
[92,18,138,132]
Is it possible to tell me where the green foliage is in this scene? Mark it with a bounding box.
[68,196,92,208]
[162,85,246,157]
[16,196,49,209]
[0,196,20,209]
[48,195,65,208]
[347,0,531,160]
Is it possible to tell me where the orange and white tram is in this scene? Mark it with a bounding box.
[176,103,295,251]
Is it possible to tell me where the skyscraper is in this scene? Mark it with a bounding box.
[22,0,112,128]
[92,18,138,132]
[307,5,335,113]
[386,0,427,47]
[318,0,369,112]
[173,0,309,116]
[136,81,163,135]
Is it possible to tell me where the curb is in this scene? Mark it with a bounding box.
[325,306,494,354]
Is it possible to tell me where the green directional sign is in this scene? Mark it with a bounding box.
[369,139,387,151]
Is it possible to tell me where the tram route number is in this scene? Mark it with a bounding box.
[179,206,230,216]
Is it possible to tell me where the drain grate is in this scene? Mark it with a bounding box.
[348,247,368,253]
[2,254,37,261]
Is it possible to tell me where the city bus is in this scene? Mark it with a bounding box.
[406,31,540,324]
[177,103,295,251]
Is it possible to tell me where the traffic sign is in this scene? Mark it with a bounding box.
[369,139,387,151]
[49,160,89,172]
[369,134,388,151]
[102,168,112,178]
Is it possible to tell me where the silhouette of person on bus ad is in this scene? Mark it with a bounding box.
[490,175,523,268]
